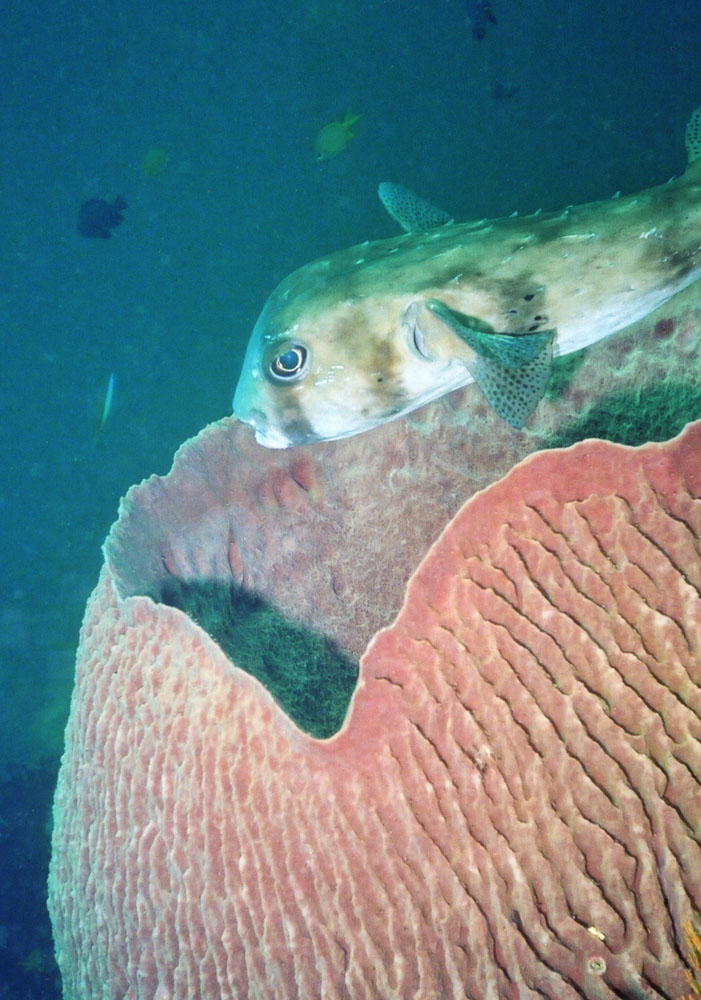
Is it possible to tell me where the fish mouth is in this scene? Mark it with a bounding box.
[232,407,292,449]
[253,425,292,449]
[246,415,292,449]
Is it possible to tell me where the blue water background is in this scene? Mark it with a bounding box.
[0,0,699,994]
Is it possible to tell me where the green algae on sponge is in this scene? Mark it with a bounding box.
[543,379,701,449]
[160,579,358,739]
[544,350,587,401]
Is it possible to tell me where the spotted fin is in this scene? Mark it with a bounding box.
[685,104,701,165]
[378,182,453,233]
[425,298,554,427]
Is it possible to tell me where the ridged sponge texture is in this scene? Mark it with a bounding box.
[49,423,701,999]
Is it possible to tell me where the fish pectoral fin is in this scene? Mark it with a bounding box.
[425,298,554,428]
[378,182,453,233]
[469,342,553,428]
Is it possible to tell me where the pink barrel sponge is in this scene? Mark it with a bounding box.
[49,422,701,999]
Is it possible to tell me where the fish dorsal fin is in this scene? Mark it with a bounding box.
[685,105,701,165]
[426,299,554,428]
[378,182,453,233]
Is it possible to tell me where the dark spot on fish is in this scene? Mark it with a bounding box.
[523,293,535,301]
[77,196,127,239]
[277,409,317,447]
[654,317,676,339]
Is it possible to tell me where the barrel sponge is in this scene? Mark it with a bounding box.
[48,421,701,1000]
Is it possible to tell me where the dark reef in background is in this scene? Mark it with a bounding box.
[0,759,61,999]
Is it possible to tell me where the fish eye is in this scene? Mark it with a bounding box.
[267,343,309,382]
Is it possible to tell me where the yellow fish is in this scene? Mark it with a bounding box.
[313,112,360,161]
[142,147,169,177]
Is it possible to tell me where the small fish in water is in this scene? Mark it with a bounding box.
[314,112,361,161]
[465,0,497,40]
[233,105,701,449]
[77,196,127,239]
[490,80,519,101]
[142,147,169,177]
[94,371,115,442]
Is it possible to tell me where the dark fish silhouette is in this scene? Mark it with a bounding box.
[465,0,496,39]
[490,80,519,101]
[77,196,127,239]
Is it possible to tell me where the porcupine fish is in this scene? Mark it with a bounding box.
[233,107,701,449]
